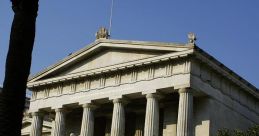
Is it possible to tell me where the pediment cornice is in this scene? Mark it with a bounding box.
[27,49,194,88]
[28,39,192,83]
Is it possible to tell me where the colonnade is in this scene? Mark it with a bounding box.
[30,88,193,136]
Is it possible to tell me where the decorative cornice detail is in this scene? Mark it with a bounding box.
[28,49,193,88]
[31,58,191,100]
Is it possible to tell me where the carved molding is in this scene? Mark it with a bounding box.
[27,49,193,88]
[32,59,191,100]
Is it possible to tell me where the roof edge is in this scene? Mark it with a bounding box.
[194,46,258,96]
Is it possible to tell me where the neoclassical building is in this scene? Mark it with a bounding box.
[27,29,259,136]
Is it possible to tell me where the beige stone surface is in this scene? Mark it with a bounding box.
[162,103,178,136]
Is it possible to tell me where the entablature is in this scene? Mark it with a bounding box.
[30,53,192,101]
[28,49,194,88]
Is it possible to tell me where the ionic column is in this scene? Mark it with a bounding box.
[177,88,193,136]
[80,103,97,136]
[30,112,44,136]
[52,108,66,136]
[110,98,127,136]
[144,93,160,136]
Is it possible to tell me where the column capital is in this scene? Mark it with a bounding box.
[82,103,98,109]
[55,108,66,112]
[146,93,163,99]
[178,88,192,94]
[31,111,44,117]
[113,98,129,104]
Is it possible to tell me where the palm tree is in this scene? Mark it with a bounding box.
[0,0,39,135]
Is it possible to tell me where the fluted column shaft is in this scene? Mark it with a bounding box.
[80,103,96,136]
[30,112,43,136]
[144,93,160,136]
[52,108,66,136]
[111,98,126,136]
[177,88,193,136]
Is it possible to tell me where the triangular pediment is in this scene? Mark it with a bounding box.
[28,39,192,83]
[56,48,165,76]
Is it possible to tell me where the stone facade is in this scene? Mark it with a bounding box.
[27,39,259,136]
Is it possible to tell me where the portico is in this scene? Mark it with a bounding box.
[27,31,259,136]
[29,89,194,136]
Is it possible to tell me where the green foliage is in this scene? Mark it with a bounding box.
[217,125,259,136]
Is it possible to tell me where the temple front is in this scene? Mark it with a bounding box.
[27,29,259,136]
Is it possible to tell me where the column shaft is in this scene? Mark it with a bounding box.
[177,88,193,136]
[110,98,126,136]
[52,109,65,136]
[80,104,95,136]
[144,93,160,136]
[30,112,43,136]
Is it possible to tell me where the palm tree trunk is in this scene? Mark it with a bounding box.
[0,0,39,135]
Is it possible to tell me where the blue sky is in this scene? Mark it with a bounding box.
[0,0,258,88]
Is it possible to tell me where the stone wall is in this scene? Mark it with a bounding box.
[191,60,259,125]
[162,97,211,136]
[193,97,211,136]
[162,102,178,136]
[209,98,255,135]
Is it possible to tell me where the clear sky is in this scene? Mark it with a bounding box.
[0,0,258,88]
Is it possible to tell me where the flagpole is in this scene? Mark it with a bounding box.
[109,0,114,37]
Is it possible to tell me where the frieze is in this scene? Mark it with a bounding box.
[76,79,85,92]
[148,66,155,79]
[32,59,191,100]
[84,79,91,90]
[27,49,193,88]
[115,73,121,85]
[100,76,106,87]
